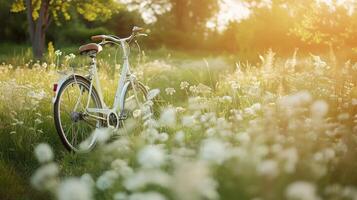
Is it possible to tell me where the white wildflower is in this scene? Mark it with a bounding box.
[220,96,233,103]
[206,128,216,136]
[311,100,329,118]
[314,148,336,162]
[251,103,261,110]
[28,90,46,100]
[180,81,189,90]
[235,132,250,144]
[182,115,196,127]
[31,163,59,190]
[128,192,166,200]
[133,109,142,118]
[158,132,169,142]
[114,192,128,200]
[159,107,176,127]
[286,181,320,200]
[57,178,93,200]
[175,131,185,144]
[111,159,127,170]
[352,63,357,71]
[257,159,279,178]
[96,170,119,190]
[144,118,159,128]
[199,138,228,164]
[80,173,95,187]
[34,118,43,124]
[137,145,166,168]
[165,87,176,95]
[65,53,76,61]
[142,128,160,143]
[33,62,41,68]
[311,55,328,75]
[42,62,48,68]
[172,161,219,200]
[34,143,53,163]
[175,106,186,113]
[352,98,357,106]
[279,91,312,113]
[244,103,261,116]
[124,169,170,191]
[55,50,62,56]
[231,109,243,121]
[279,148,299,173]
[188,97,209,110]
[111,159,133,177]
[189,85,198,93]
[338,113,350,121]
[341,186,357,199]
[196,83,212,94]
[92,128,111,144]
[230,81,239,90]
[323,148,336,161]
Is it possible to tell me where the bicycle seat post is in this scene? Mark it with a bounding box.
[87,52,97,77]
[88,51,106,108]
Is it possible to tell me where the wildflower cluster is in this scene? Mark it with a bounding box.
[1,50,356,200]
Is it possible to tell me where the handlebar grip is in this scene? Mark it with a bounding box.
[91,35,106,42]
[132,26,145,33]
[137,33,148,37]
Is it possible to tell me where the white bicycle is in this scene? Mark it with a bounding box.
[53,26,154,152]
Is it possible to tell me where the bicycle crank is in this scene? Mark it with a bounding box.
[107,112,119,129]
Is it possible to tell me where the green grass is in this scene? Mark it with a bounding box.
[0,46,233,199]
[0,46,357,200]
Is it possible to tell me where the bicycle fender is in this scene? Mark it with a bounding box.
[52,74,88,104]
[119,81,131,110]
[119,81,148,112]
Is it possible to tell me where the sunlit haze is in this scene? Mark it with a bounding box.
[207,0,276,31]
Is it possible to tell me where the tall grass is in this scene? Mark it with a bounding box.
[0,49,356,200]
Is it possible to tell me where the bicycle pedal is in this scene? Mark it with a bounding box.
[119,114,128,120]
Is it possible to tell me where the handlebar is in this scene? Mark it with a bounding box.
[91,26,147,44]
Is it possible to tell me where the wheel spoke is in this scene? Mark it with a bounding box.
[56,79,102,151]
[82,118,97,127]
[120,84,151,132]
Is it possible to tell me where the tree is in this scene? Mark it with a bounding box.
[116,0,218,48]
[11,0,120,59]
[287,0,357,48]
[170,0,218,32]
[0,0,27,43]
[154,0,218,49]
[116,0,172,24]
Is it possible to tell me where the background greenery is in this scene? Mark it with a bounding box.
[1,1,357,200]
[2,0,357,62]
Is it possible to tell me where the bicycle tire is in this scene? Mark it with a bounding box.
[53,75,103,152]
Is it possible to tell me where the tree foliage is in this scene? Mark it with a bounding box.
[5,0,357,60]
[10,0,120,59]
[288,0,357,47]
[11,0,120,22]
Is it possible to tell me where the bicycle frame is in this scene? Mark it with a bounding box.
[53,37,141,120]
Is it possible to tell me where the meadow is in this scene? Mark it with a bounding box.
[0,46,356,200]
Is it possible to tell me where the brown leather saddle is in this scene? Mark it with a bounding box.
[78,43,102,55]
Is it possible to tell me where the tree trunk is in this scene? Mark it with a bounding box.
[173,0,186,31]
[25,0,51,60]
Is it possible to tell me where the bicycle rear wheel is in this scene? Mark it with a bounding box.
[54,76,103,152]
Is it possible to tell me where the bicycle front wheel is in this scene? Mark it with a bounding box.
[120,82,152,130]
[54,76,103,152]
